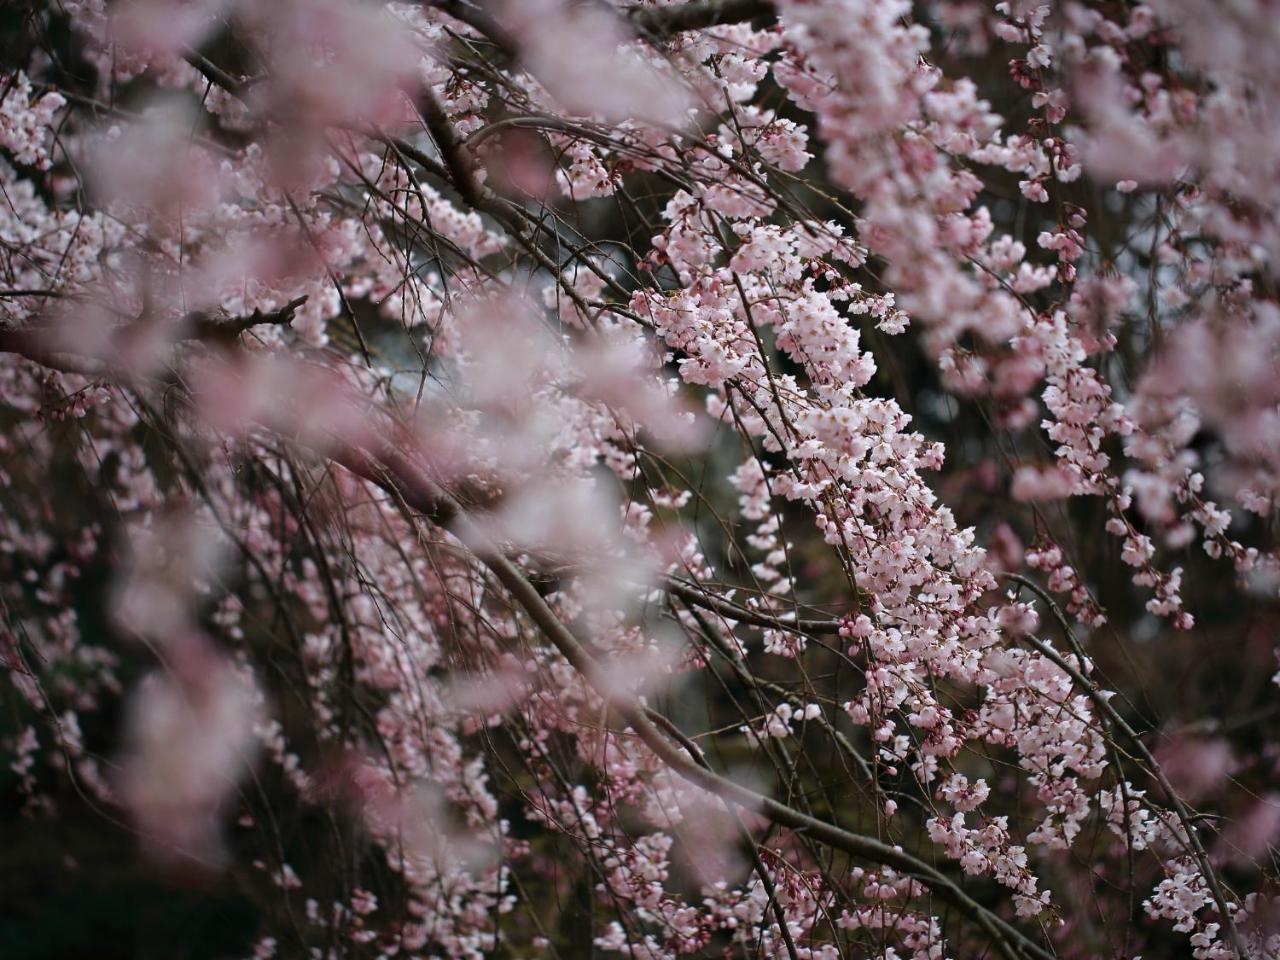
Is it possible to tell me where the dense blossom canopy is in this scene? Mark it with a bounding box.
[1,1,1279,958]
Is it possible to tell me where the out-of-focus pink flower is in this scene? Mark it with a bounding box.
[111,513,230,643]
[576,332,704,452]
[486,128,558,200]
[986,521,1025,572]
[588,626,686,704]
[109,0,231,58]
[495,0,691,124]
[90,101,226,219]
[473,475,619,559]
[1215,795,1280,866]
[190,352,376,455]
[1011,464,1077,501]
[1155,736,1237,803]
[340,758,499,877]
[445,659,534,718]
[117,650,261,867]
[240,0,422,184]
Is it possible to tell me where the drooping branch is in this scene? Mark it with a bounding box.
[663,575,845,635]
[407,84,484,207]
[1000,572,1247,957]
[0,297,307,366]
[327,436,1056,960]
[187,295,309,344]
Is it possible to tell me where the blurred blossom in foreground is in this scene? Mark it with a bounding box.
[117,648,261,867]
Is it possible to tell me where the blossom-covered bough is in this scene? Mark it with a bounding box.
[1,1,1278,957]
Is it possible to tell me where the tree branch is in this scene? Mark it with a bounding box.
[187,295,308,343]
[407,84,484,208]
[1000,571,1247,957]
[423,0,520,57]
[329,438,1055,960]
[0,340,1069,960]
[0,297,307,371]
[663,574,845,634]
[627,0,777,38]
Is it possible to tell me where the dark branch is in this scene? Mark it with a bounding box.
[183,48,250,97]
[627,0,776,38]
[423,0,520,57]
[0,296,307,371]
[329,439,1054,960]
[663,575,845,634]
[408,85,483,207]
[187,295,308,343]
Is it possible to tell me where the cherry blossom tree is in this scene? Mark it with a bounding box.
[1,1,1278,958]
